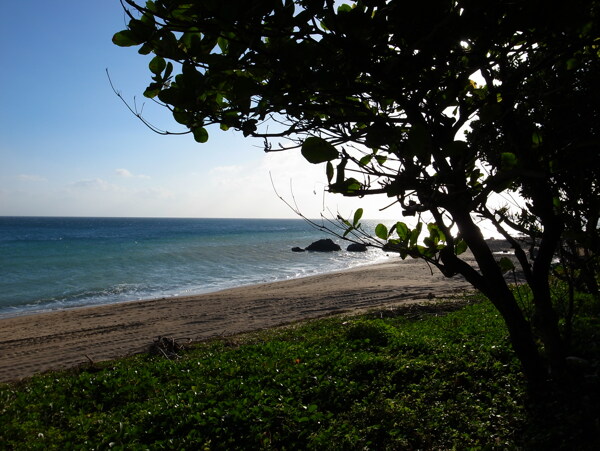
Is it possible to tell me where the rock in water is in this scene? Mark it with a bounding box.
[291,247,306,252]
[347,243,368,252]
[305,238,341,252]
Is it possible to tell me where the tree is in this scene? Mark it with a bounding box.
[113,0,600,386]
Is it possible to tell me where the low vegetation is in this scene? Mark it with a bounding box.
[1,288,598,449]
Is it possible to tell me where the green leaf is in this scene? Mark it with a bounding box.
[455,239,468,255]
[192,127,209,143]
[140,12,155,25]
[500,152,517,170]
[149,56,166,75]
[217,36,229,53]
[339,216,352,228]
[173,110,190,125]
[427,223,445,244]
[359,155,372,166]
[375,155,387,165]
[330,178,361,194]
[112,30,143,47]
[143,83,161,99]
[301,137,339,164]
[347,179,361,192]
[343,226,353,238]
[353,208,363,227]
[138,42,154,55]
[409,222,422,247]
[145,1,157,12]
[242,120,257,137]
[375,224,388,240]
[365,124,390,148]
[164,62,174,79]
[157,87,179,105]
[552,196,561,209]
[326,162,334,183]
[395,222,409,240]
[498,257,515,274]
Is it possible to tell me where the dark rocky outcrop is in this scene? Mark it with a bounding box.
[347,243,368,252]
[291,247,306,252]
[305,238,341,252]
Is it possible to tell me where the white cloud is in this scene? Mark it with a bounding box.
[136,187,173,200]
[115,168,133,177]
[115,168,150,179]
[17,174,47,182]
[180,149,399,220]
[209,165,243,175]
[70,178,120,192]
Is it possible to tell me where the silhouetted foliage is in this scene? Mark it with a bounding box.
[114,0,600,385]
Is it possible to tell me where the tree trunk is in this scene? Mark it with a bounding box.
[452,211,549,385]
[530,223,567,376]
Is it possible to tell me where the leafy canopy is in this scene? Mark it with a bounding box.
[113,0,598,260]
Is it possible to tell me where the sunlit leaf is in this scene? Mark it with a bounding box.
[375,224,388,240]
[395,222,409,240]
[353,208,363,227]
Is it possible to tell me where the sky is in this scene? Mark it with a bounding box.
[0,0,402,220]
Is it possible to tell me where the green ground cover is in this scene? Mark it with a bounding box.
[1,291,598,450]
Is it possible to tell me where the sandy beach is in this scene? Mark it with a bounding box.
[0,258,474,383]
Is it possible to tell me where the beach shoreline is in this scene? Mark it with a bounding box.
[0,258,474,383]
[0,255,393,321]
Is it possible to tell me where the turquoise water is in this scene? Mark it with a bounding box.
[0,217,388,317]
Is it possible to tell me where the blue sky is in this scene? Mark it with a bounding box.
[0,1,407,220]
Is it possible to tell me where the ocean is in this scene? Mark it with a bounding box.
[0,217,389,318]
